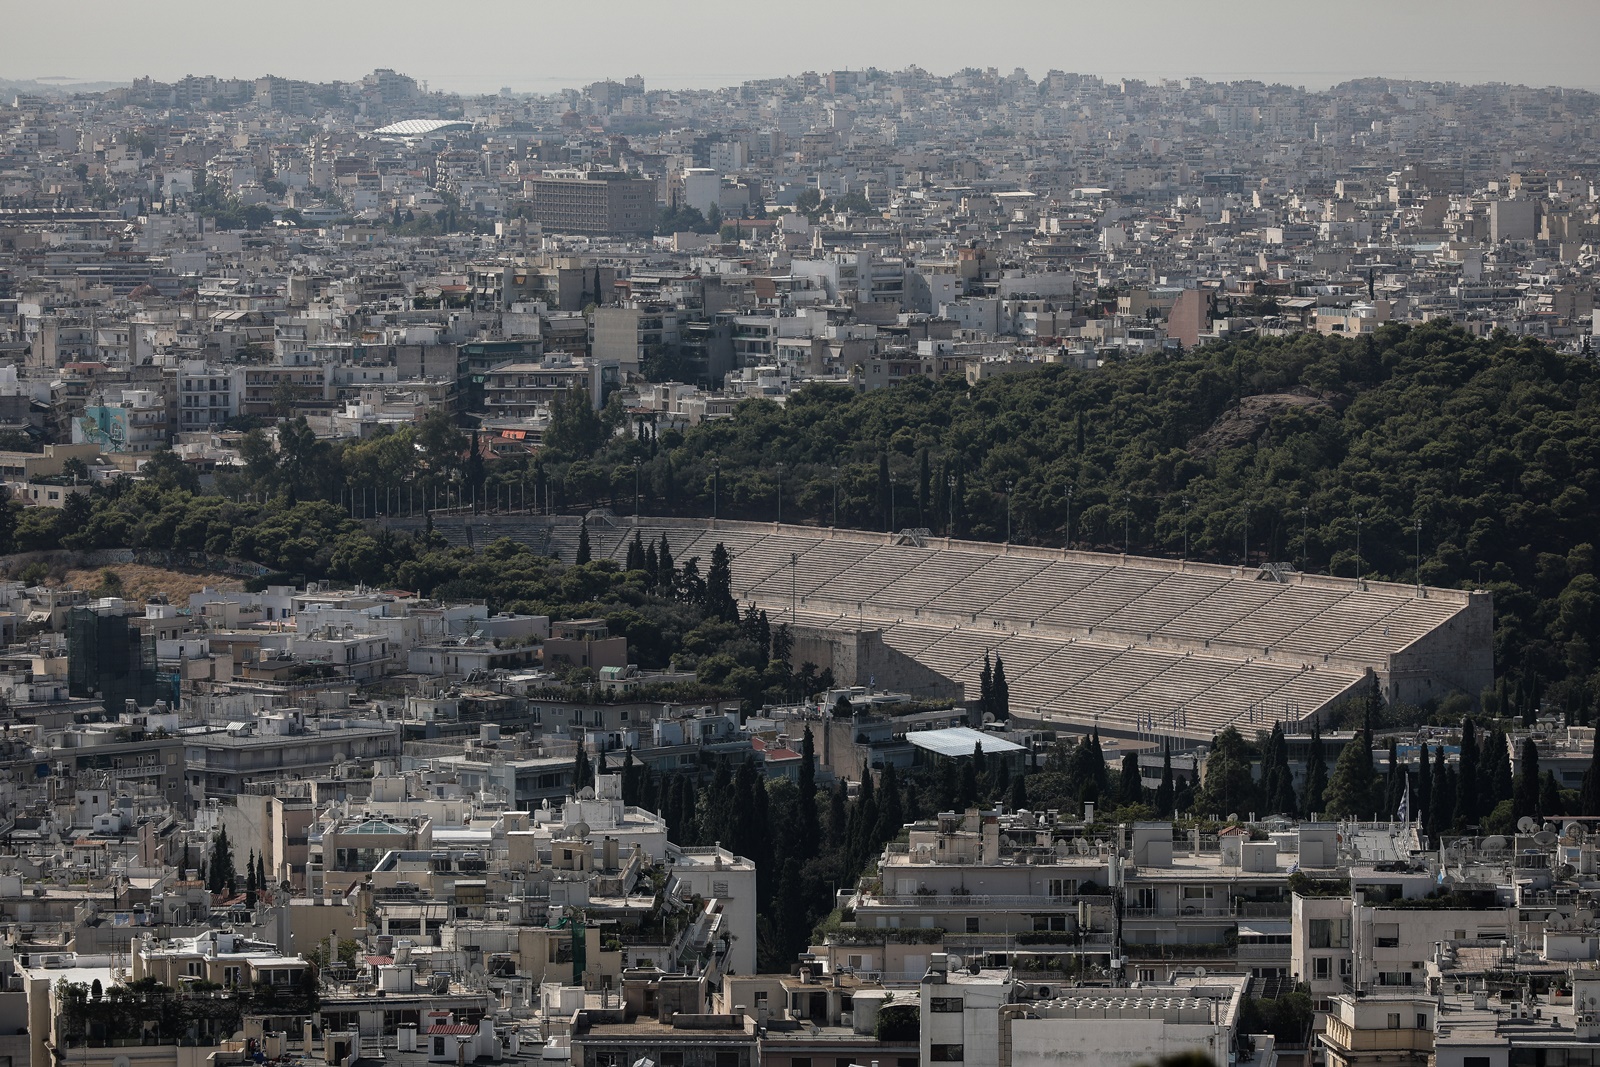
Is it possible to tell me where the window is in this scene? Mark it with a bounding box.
[930,1045,965,1062]
[660,1055,683,1067]
[1463,1059,1490,1067]
[1387,1013,1401,1030]
[930,997,964,1013]
[1417,1014,1429,1030]
[715,1055,740,1067]
[1138,969,1156,983]
[1339,958,1352,978]
[754,992,768,1008]
[966,917,980,933]
[434,1038,445,1056]
[1313,957,1331,980]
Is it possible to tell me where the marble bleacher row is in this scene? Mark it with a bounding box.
[418,518,1462,738]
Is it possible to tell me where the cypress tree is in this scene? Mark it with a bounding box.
[658,533,675,592]
[876,762,904,843]
[1416,747,1432,830]
[1302,726,1329,817]
[1119,749,1143,807]
[246,850,258,908]
[992,657,1010,721]
[1454,719,1479,825]
[576,519,592,565]
[1384,739,1405,815]
[1539,771,1563,819]
[1323,735,1379,819]
[1579,742,1600,816]
[644,540,659,587]
[1484,727,1514,807]
[1010,771,1028,812]
[1155,748,1175,817]
[1429,745,1454,840]
[706,543,737,621]
[1514,737,1541,822]
[978,653,993,721]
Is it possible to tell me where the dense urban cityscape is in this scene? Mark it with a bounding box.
[0,32,1598,1067]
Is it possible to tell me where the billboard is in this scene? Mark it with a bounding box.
[74,406,131,452]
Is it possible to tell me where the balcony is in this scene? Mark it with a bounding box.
[863,893,1108,909]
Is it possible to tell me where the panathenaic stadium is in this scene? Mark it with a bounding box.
[413,515,1493,744]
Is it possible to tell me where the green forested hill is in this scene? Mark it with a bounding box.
[647,320,1600,717]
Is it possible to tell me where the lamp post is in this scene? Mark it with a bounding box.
[1415,517,1423,593]
[775,462,785,524]
[1355,511,1363,587]
[1300,506,1309,569]
[1243,502,1251,567]
[1182,496,1191,560]
[633,457,642,523]
[947,473,957,537]
[1005,480,1013,543]
[1123,491,1131,555]
[1065,485,1075,551]
[831,464,838,527]
[712,459,720,520]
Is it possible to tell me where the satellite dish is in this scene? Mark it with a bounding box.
[1517,816,1536,834]
[1195,966,1207,979]
[1543,822,1559,834]
[579,786,595,800]
[1534,831,1557,847]
[947,954,964,971]
[1563,822,1582,839]
[572,822,591,840]
[1481,836,1508,851]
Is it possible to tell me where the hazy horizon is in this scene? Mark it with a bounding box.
[5,0,1600,96]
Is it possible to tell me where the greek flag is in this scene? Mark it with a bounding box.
[1397,777,1411,824]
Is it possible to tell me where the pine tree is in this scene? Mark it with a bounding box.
[246,850,258,908]
[576,519,592,564]
[1483,727,1514,808]
[626,530,645,571]
[1323,736,1379,820]
[798,726,820,857]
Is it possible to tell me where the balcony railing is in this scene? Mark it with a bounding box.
[864,893,1108,909]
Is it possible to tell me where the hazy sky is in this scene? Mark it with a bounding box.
[5,0,1599,95]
